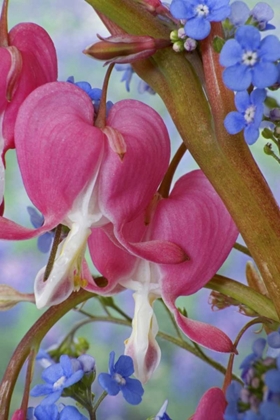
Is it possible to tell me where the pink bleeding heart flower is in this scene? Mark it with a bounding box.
[191,388,227,420]
[0,80,179,308]
[0,0,57,207]
[87,170,238,383]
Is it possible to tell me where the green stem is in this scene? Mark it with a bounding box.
[95,63,114,128]
[0,290,94,420]
[158,142,187,198]
[70,311,241,382]
[233,242,252,257]
[44,224,62,281]
[92,391,108,415]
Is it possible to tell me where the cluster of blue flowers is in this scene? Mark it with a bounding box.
[168,0,280,146]
[224,330,280,419]
[28,351,146,419]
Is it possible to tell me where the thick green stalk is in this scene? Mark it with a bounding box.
[86,0,280,317]
[0,290,94,419]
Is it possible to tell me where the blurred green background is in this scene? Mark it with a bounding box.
[1,0,280,418]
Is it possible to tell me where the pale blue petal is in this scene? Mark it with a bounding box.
[115,355,134,377]
[34,404,59,420]
[259,35,280,61]
[251,88,266,105]
[27,207,44,228]
[60,355,73,377]
[252,337,266,357]
[42,364,63,384]
[30,383,53,397]
[209,5,231,21]
[98,373,120,395]
[60,406,88,420]
[260,401,280,417]
[244,125,259,145]
[170,0,195,19]
[220,39,243,66]
[108,351,115,374]
[229,1,250,26]
[63,369,84,388]
[252,62,279,88]
[234,90,250,112]
[37,233,53,253]
[40,390,62,405]
[268,330,280,348]
[185,17,211,40]
[121,378,144,405]
[235,26,260,50]
[224,112,245,134]
[223,65,252,91]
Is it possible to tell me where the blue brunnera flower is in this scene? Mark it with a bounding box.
[98,351,144,405]
[170,0,231,40]
[220,25,280,91]
[224,88,266,145]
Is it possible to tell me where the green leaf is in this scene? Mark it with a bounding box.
[206,275,279,323]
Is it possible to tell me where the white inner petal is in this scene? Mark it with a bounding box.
[242,50,258,66]
[244,105,256,123]
[195,4,209,17]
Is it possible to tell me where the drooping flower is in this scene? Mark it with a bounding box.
[228,1,250,28]
[88,170,238,382]
[220,25,280,91]
[224,88,266,145]
[98,351,144,405]
[170,0,231,40]
[0,80,181,308]
[30,355,84,405]
[239,337,266,381]
[192,387,226,420]
[0,0,57,206]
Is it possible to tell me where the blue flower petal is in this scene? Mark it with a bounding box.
[223,64,252,91]
[185,17,211,40]
[40,390,62,406]
[37,233,53,253]
[265,369,280,393]
[251,88,266,105]
[108,351,116,375]
[259,35,280,62]
[121,377,144,405]
[98,373,120,395]
[27,207,44,228]
[220,39,242,67]
[34,404,59,420]
[42,363,64,384]
[208,5,230,21]
[229,1,250,26]
[243,410,262,420]
[59,355,73,377]
[30,383,54,397]
[260,401,280,417]
[252,62,279,88]
[244,125,259,145]
[234,90,250,112]
[170,0,195,19]
[252,337,266,357]
[235,26,261,50]
[268,330,280,349]
[115,355,134,377]
[60,406,88,420]
[225,381,242,403]
[63,369,84,388]
[224,112,245,134]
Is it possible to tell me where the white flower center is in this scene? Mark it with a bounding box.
[242,51,258,66]
[114,373,126,385]
[196,4,209,17]
[244,105,256,123]
[53,375,66,390]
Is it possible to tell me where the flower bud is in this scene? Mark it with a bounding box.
[84,34,170,64]
[0,284,35,310]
